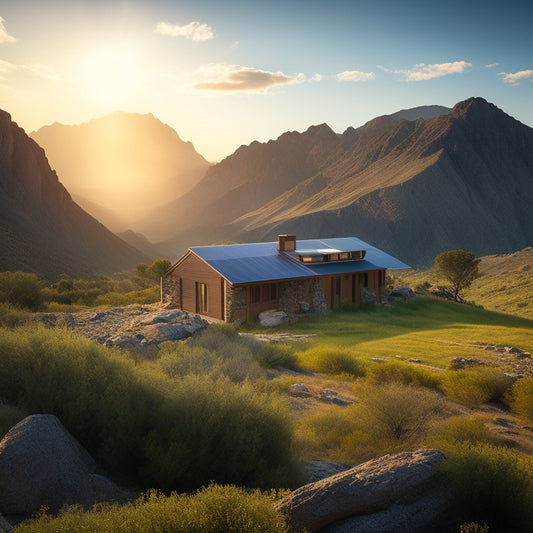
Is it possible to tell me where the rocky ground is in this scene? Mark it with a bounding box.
[31,304,208,347]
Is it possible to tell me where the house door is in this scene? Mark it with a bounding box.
[195,282,208,314]
[330,276,341,308]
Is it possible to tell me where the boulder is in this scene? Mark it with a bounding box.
[275,449,449,533]
[0,415,127,515]
[389,286,414,301]
[259,310,289,327]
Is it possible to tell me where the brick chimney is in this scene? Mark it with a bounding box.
[278,234,296,252]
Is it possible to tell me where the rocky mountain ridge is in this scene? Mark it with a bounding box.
[0,110,149,280]
[154,98,533,268]
[30,111,210,231]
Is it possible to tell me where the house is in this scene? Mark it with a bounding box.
[161,235,410,322]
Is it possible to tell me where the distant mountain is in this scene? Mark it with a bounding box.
[389,105,450,121]
[30,112,210,230]
[116,230,169,261]
[154,98,533,267]
[0,110,150,280]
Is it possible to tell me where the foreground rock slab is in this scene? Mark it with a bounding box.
[0,415,128,516]
[275,449,449,533]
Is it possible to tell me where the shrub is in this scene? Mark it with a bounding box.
[0,325,304,491]
[298,346,365,376]
[0,302,28,327]
[425,416,506,450]
[439,367,513,407]
[0,271,42,310]
[354,381,442,442]
[15,484,289,533]
[365,360,440,389]
[440,443,533,532]
[460,523,489,533]
[505,377,533,423]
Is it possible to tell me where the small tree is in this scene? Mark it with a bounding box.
[434,249,481,302]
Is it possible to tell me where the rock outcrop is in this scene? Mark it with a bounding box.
[275,449,450,533]
[0,415,128,515]
[31,304,209,346]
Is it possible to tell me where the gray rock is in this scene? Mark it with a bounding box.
[0,514,12,532]
[389,286,414,300]
[305,461,352,483]
[0,415,126,515]
[142,322,203,344]
[259,310,289,327]
[106,335,140,347]
[274,449,448,533]
[298,301,310,313]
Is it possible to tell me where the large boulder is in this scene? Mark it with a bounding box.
[275,449,450,533]
[259,310,289,327]
[0,415,128,515]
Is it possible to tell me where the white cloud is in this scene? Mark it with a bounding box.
[498,69,533,86]
[192,63,301,92]
[0,58,59,80]
[0,16,16,44]
[154,21,214,41]
[336,70,375,82]
[485,63,499,68]
[393,61,472,81]
[311,74,324,82]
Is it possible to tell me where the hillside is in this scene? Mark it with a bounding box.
[0,110,150,280]
[31,112,210,231]
[153,98,533,267]
[399,247,533,320]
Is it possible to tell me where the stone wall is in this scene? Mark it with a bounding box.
[226,282,247,323]
[278,277,327,316]
[161,274,181,308]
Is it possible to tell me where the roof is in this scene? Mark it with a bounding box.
[178,237,409,285]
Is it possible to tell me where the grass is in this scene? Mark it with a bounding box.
[398,247,533,320]
[278,297,533,371]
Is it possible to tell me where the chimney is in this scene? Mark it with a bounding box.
[278,234,296,252]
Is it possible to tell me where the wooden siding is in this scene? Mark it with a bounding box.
[320,269,385,309]
[170,252,224,320]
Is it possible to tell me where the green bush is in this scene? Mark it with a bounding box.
[0,301,28,327]
[440,443,533,532]
[0,325,304,491]
[505,377,533,423]
[15,484,289,533]
[439,367,513,407]
[426,416,506,450]
[296,381,442,463]
[365,360,440,389]
[298,346,365,376]
[0,271,42,310]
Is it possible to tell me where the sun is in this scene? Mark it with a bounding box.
[79,45,140,105]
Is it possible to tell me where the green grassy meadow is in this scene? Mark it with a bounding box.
[275,297,533,370]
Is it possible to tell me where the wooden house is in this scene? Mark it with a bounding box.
[161,235,409,322]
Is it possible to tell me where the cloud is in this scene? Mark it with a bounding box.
[336,70,375,82]
[192,63,301,92]
[311,74,324,82]
[485,63,499,68]
[498,69,533,86]
[0,59,60,80]
[154,21,214,41]
[390,61,472,81]
[0,16,16,43]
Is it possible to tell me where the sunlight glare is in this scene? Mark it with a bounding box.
[79,45,139,105]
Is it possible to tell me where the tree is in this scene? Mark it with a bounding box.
[0,271,43,310]
[434,249,481,302]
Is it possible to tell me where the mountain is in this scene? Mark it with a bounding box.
[30,112,210,230]
[0,110,150,280]
[389,105,450,121]
[154,98,533,267]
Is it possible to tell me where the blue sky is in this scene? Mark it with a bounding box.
[1,0,532,161]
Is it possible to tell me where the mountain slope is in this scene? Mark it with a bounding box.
[0,110,150,280]
[156,98,533,267]
[30,112,210,230]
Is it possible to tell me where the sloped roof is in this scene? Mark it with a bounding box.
[182,237,409,285]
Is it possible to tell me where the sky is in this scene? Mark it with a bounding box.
[1,0,532,162]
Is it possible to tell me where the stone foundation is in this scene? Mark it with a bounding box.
[278,277,327,316]
[161,275,181,308]
[225,283,247,323]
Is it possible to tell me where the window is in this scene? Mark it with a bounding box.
[196,282,208,314]
[250,283,278,303]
